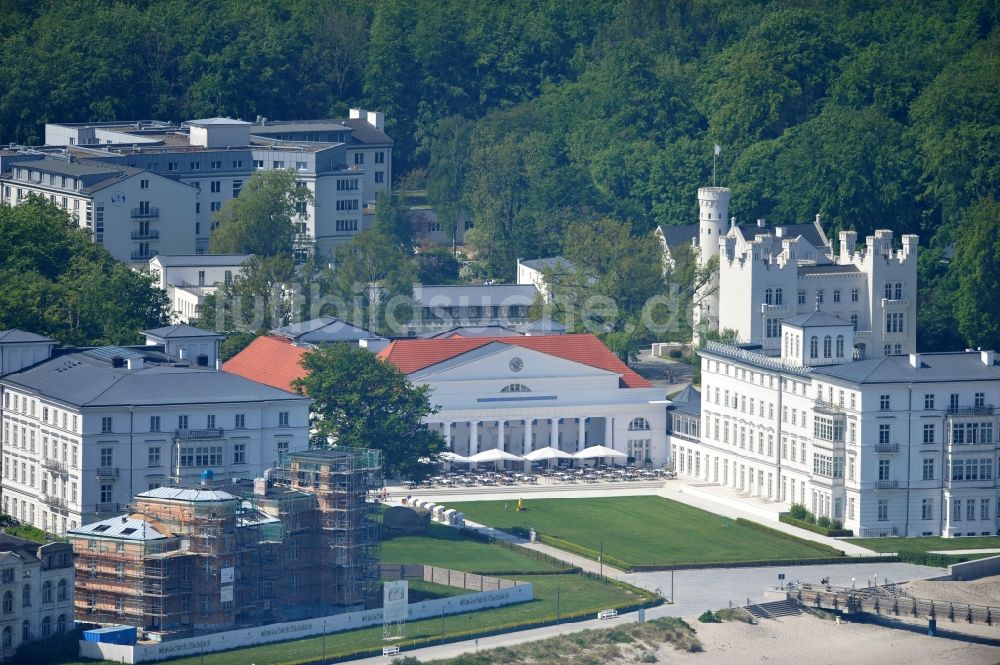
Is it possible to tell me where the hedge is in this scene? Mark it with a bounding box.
[895,550,969,567]
[735,518,845,555]
[778,514,854,538]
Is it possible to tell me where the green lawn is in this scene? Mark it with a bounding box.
[449,496,839,568]
[381,522,560,573]
[845,535,1000,553]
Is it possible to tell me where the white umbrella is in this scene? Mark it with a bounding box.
[523,446,576,461]
[440,451,471,463]
[468,448,524,463]
[574,445,628,460]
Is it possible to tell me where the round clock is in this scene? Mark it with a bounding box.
[111,191,126,207]
[509,357,524,372]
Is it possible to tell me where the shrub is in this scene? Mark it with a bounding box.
[640,651,658,662]
[789,504,808,520]
[383,506,431,535]
[697,610,721,623]
[817,515,831,528]
[831,519,843,530]
[778,514,853,537]
[668,349,683,359]
[715,607,756,624]
[12,626,92,664]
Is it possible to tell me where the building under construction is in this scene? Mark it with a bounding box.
[66,448,382,640]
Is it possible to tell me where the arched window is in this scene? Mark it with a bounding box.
[894,283,902,300]
[764,288,773,305]
[2,591,12,614]
[823,336,832,358]
[21,619,29,642]
[809,337,819,359]
[884,282,892,299]
[775,288,783,305]
[500,384,531,393]
[628,417,651,431]
[22,583,30,608]
[57,579,67,602]
[2,626,11,648]
[41,615,51,637]
[836,335,845,358]
[41,580,52,604]
[56,614,66,634]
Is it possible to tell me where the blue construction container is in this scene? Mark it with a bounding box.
[82,626,138,645]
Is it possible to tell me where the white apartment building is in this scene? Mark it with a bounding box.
[40,110,392,257]
[0,534,75,661]
[671,314,1000,538]
[148,254,251,322]
[657,186,918,358]
[0,327,310,536]
[0,156,197,264]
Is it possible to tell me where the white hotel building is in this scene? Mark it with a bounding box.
[671,312,1000,538]
[0,326,310,536]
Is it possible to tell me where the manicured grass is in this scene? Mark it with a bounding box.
[449,496,839,567]
[381,522,559,573]
[845,534,1000,553]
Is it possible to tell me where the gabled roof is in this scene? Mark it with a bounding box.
[138,487,236,502]
[782,311,852,328]
[813,352,1000,384]
[517,317,567,334]
[222,335,309,392]
[151,254,251,268]
[377,334,652,388]
[270,317,381,344]
[519,256,574,272]
[735,221,830,252]
[668,385,701,416]
[0,329,55,344]
[68,515,169,541]
[656,224,699,250]
[144,324,223,340]
[419,325,522,339]
[185,117,252,126]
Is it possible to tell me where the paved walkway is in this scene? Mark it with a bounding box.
[927,548,1000,556]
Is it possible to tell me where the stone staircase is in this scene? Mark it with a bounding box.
[744,598,803,619]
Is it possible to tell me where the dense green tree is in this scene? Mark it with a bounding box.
[0,196,168,344]
[371,191,414,251]
[426,115,473,248]
[292,343,444,480]
[333,230,416,333]
[949,198,1000,350]
[209,170,312,256]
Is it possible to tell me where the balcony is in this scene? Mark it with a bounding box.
[42,458,68,474]
[947,404,994,416]
[131,206,159,219]
[874,480,899,490]
[131,250,158,261]
[130,230,160,241]
[95,502,121,514]
[174,428,225,440]
[96,466,120,480]
[43,495,68,510]
[874,442,899,453]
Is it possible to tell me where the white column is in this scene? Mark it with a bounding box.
[550,418,559,449]
[469,421,479,455]
[444,422,452,449]
[497,419,506,451]
[604,416,613,447]
[523,419,532,453]
[577,418,587,452]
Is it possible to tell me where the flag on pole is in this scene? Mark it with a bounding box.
[714,143,721,156]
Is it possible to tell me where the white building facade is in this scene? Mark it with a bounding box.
[672,318,1000,538]
[0,328,310,536]
[148,254,251,323]
[378,335,669,466]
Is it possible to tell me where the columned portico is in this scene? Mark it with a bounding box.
[550,418,560,449]
[523,419,532,454]
[469,420,479,455]
[577,418,586,452]
[497,419,506,451]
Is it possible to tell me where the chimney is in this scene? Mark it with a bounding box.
[349,108,365,120]
[909,353,921,368]
[127,357,144,370]
[775,226,784,238]
[254,477,267,496]
[981,350,995,366]
[757,218,765,228]
[366,111,385,131]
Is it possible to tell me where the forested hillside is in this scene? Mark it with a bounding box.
[1,0,998,349]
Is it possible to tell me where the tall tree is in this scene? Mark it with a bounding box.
[426,115,473,249]
[209,170,312,256]
[292,343,444,480]
[950,198,1000,350]
[333,230,416,333]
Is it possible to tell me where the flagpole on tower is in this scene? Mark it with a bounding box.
[713,143,721,187]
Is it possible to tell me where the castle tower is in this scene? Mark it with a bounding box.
[694,187,731,336]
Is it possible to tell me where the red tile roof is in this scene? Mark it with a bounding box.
[377,334,652,388]
[222,335,309,393]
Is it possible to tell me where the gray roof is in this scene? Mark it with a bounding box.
[151,254,251,267]
[138,487,236,502]
[519,256,574,272]
[144,324,224,340]
[736,221,829,251]
[12,158,119,178]
[813,352,1000,384]
[0,329,55,344]
[668,385,701,416]
[413,284,539,308]
[270,317,380,344]
[419,325,522,339]
[68,515,168,541]
[797,264,861,276]
[657,224,699,250]
[251,121,350,135]
[782,311,852,328]
[185,117,252,126]
[343,118,393,145]
[517,317,568,334]
[2,351,308,407]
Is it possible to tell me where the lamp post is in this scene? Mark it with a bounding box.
[556,586,561,624]
[322,620,327,665]
[600,539,604,578]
